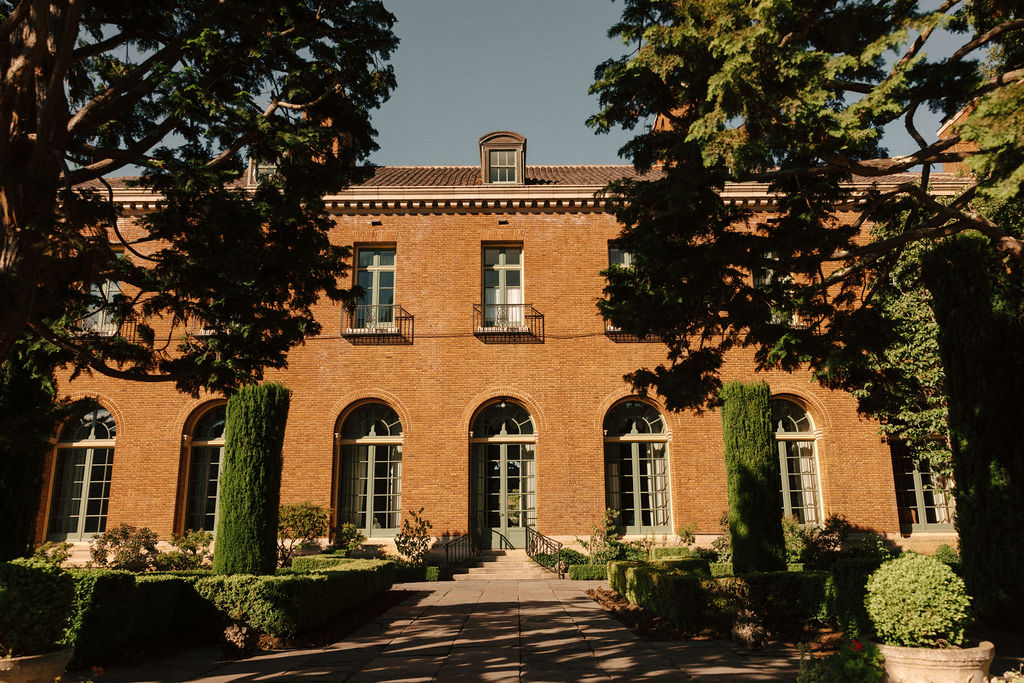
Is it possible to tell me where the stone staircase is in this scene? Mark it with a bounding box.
[451,548,557,581]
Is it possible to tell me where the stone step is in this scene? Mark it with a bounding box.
[452,570,555,581]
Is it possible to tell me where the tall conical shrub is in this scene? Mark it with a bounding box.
[213,382,290,575]
[922,235,1024,625]
[719,380,785,573]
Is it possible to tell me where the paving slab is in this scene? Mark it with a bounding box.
[93,579,808,682]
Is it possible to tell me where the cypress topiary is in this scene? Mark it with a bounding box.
[922,235,1024,625]
[719,380,785,574]
[213,383,290,575]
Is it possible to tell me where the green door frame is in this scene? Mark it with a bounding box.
[472,438,536,549]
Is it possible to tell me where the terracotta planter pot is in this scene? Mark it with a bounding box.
[876,640,994,683]
[0,645,74,683]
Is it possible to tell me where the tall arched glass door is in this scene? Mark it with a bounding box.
[604,401,670,534]
[337,403,403,535]
[48,408,116,540]
[773,398,822,525]
[471,401,536,549]
[184,404,225,532]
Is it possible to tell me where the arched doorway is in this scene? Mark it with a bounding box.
[47,408,116,540]
[183,404,226,532]
[470,400,536,548]
[337,402,403,536]
[603,400,671,534]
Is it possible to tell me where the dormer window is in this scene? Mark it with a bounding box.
[479,131,526,185]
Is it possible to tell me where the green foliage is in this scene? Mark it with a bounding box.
[709,562,734,578]
[0,340,79,561]
[865,553,972,647]
[933,544,961,568]
[0,558,75,656]
[392,564,440,582]
[783,514,853,568]
[214,383,290,576]
[710,512,733,564]
[828,557,887,638]
[534,549,589,569]
[922,234,1024,624]
[568,564,609,580]
[622,566,831,638]
[720,381,784,573]
[589,0,1024,414]
[278,501,331,567]
[655,558,711,577]
[394,508,433,566]
[651,546,694,559]
[193,560,396,638]
[843,532,895,563]
[89,523,160,572]
[676,523,697,547]
[332,523,367,556]
[1,1,399,395]
[33,541,73,567]
[154,530,214,571]
[798,638,884,683]
[291,555,356,572]
[62,569,136,666]
[608,561,643,595]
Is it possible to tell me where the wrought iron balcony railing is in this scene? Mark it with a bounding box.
[78,315,140,343]
[473,303,543,342]
[342,304,414,344]
[604,321,661,343]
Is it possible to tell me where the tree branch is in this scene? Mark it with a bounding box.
[948,18,1024,64]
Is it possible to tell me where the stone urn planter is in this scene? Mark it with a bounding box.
[0,645,75,683]
[875,640,994,683]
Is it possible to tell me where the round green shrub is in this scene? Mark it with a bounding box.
[933,544,961,567]
[865,552,971,647]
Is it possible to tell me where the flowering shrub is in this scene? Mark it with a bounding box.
[278,502,331,567]
[798,638,884,682]
[332,522,366,556]
[154,530,214,570]
[89,523,159,571]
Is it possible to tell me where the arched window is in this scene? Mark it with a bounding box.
[184,404,226,532]
[471,400,536,548]
[604,401,670,534]
[338,403,403,535]
[773,398,822,525]
[48,408,116,540]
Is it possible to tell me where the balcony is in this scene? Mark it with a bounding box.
[604,321,661,343]
[342,305,414,345]
[473,303,544,343]
[78,315,141,343]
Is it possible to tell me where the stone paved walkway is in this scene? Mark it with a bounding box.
[97,580,801,682]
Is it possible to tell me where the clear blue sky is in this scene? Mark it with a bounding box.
[368,0,637,166]
[368,1,958,168]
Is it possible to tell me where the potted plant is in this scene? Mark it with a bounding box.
[865,552,993,682]
[0,557,75,683]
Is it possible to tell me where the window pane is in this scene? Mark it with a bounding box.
[377,249,395,267]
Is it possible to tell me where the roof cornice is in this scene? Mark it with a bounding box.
[104,177,972,215]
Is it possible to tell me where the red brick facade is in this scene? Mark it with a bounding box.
[37,156,955,550]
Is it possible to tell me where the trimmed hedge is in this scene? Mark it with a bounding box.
[829,557,885,637]
[568,564,608,580]
[393,565,440,582]
[0,558,74,656]
[710,562,733,577]
[608,560,642,594]
[194,560,396,638]
[290,555,357,572]
[62,569,136,666]
[651,546,694,559]
[619,565,833,638]
[656,558,711,577]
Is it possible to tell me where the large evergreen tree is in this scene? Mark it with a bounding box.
[0,0,398,395]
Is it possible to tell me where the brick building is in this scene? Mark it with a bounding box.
[38,132,958,552]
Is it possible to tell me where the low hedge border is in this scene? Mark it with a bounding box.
[829,557,886,637]
[568,564,608,580]
[619,565,833,638]
[393,565,440,582]
[62,569,136,666]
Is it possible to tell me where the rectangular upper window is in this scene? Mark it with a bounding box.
[354,247,396,329]
[482,245,523,326]
[608,243,634,269]
[488,150,517,183]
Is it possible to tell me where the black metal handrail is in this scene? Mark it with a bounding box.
[473,303,544,342]
[442,533,480,569]
[604,321,661,343]
[343,304,414,344]
[525,526,564,579]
